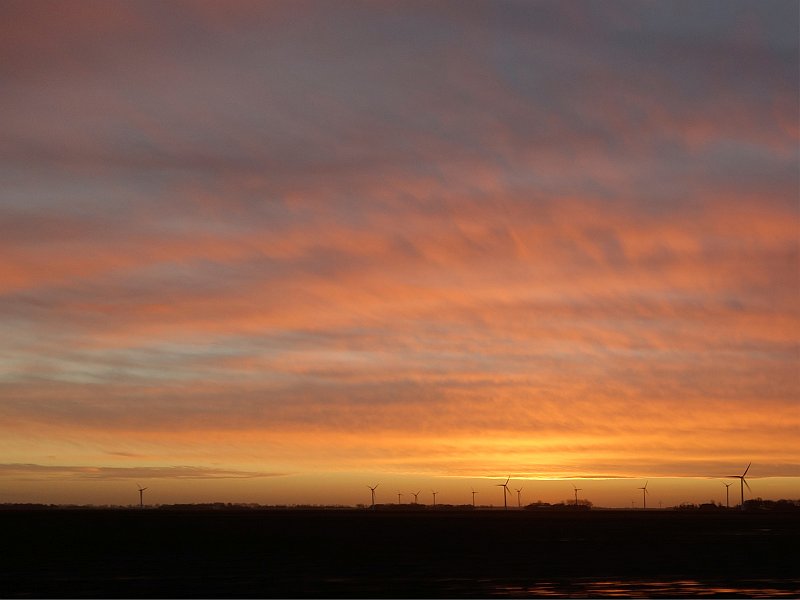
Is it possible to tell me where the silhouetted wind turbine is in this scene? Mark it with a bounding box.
[638,481,649,509]
[573,484,583,507]
[412,490,420,504]
[367,483,379,509]
[431,490,438,507]
[723,482,732,509]
[727,462,751,510]
[471,488,478,507]
[496,476,511,510]
[515,486,523,508]
[137,484,148,508]
[397,492,403,505]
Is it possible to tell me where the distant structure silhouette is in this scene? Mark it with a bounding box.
[431,490,438,507]
[723,481,733,509]
[412,490,420,504]
[471,488,478,507]
[572,484,583,507]
[638,481,649,509]
[727,463,751,510]
[496,476,511,510]
[515,486,523,508]
[397,492,403,505]
[367,484,379,509]
[137,484,148,508]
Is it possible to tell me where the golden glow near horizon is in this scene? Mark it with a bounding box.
[0,1,798,506]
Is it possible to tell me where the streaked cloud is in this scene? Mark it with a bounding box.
[0,463,286,480]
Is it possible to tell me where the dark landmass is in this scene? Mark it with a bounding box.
[2,508,798,598]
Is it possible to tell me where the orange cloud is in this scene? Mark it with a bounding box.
[1,1,797,505]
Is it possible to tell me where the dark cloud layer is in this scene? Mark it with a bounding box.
[0,463,286,480]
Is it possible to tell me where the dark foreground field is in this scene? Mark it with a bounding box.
[1,508,798,598]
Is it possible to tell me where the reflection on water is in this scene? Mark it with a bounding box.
[489,578,800,598]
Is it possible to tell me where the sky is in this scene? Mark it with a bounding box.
[1,0,798,508]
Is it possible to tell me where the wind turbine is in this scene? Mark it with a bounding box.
[367,483,379,509]
[471,488,478,508]
[572,484,583,507]
[137,484,148,508]
[496,476,511,510]
[638,481,649,509]
[723,482,732,509]
[727,462,751,510]
[515,486,523,508]
[431,490,438,507]
[397,492,403,505]
[412,490,421,504]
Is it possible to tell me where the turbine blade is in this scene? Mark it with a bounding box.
[743,479,751,491]
[742,462,751,477]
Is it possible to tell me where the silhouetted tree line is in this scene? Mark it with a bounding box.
[157,503,354,510]
[369,503,474,511]
[3,498,798,511]
[0,503,62,510]
[675,498,800,512]
[525,500,591,511]
[158,502,260,510]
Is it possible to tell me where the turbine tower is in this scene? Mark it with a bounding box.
[727,462,751,510]
[431,490,438,507]
[397,492,403,505]
[723,482,732,509]
[367,483,379,509]
[637,481,649,509]
[412,490,420,504]
[496,476,511,510]
[515,487,523,508]
[137,484,148,508]
[572,484,583,507]
[471,488,478,508]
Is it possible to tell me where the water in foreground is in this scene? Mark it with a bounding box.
[1,508,797,597]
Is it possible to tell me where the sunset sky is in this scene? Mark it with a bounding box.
[1,0,798,508]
